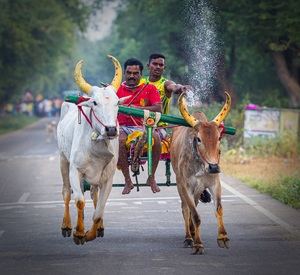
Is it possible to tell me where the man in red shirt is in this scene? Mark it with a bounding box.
[117,58,162,195]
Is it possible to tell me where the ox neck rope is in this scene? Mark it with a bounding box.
[77,105,116,133]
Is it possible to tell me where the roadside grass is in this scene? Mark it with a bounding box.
[0,114,38,135]
[221,155,300,209]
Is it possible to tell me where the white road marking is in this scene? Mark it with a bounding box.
[0,230,4,238]
[107,202,128,206]
[221,180,299,236]
[0,196,182,207]
[18,192,30,203]
[109,196,180,201]
[33,205,56,209]
[0,195,236,209]
[0,154,58,161]
[144,209,179,213]
[158,201,167,204]
[0,206,23,211]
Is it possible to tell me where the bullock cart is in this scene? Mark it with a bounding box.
[64,95,235,192]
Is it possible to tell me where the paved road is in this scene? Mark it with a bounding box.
[0,118,299,275]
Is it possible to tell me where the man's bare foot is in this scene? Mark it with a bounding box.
[122,183,134,195]
[147,177,160,193]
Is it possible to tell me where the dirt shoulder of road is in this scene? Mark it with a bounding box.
[221,156,300,209]
[0,114,39,136]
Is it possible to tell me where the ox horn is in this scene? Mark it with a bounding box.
[74,60,92,95]
[178,92,199,128]
[212,91,231,126]
[107,55,122,91]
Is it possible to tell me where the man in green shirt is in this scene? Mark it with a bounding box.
[141,53,211,203]
[140,53,189,116]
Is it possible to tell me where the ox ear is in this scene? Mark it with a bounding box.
[107,55,122,91]
[74,60,92,95]
[178,92,199,128]
[78,97,96,108]
[212,91,231,126]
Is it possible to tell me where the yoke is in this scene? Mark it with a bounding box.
[65,95,236,191]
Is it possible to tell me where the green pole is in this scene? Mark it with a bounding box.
[147,126,153,176]
[118,105,236,135]
[64,96,236,135]
[119,105,190,126]
[65,96,236,189]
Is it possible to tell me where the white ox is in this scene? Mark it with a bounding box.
[170,92,231,254]
[57,55,122,245]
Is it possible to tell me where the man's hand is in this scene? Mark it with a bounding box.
[165,80,193,97]
[139,103,162,113]
[175,84,193,95]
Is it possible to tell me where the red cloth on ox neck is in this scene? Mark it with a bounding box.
[76,96,90,104]
[76,96,93,127]
[219,121,225,140]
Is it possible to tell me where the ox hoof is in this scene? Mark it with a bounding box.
[61,227,72,237]
[183,239,193,248]
[192,245,204,255]
[217,238,230,249]
[97,228,104,238]
[73,234,86,245]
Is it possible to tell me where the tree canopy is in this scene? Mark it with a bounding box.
[87,0,300,107]
[217,0,300,106]
[1,0,299,108]
[0,0,90,102]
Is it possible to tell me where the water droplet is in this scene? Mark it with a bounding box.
[184,0,220,105]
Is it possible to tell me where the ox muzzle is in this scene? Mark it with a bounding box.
[208,163,220,174]
[105,126,118,137]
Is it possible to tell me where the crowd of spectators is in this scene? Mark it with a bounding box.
[1,91,63,117]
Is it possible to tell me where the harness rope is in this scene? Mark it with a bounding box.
[77,96,117,131]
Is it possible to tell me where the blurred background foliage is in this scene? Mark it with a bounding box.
[0,0,300,109]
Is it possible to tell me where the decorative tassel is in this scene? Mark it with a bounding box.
[78,108,81,124]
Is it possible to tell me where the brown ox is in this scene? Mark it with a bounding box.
[170,92,231,254]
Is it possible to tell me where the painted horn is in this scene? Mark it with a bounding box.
[178,92,199,128]
[212,91,231,126]
[74,60,92,95]
[107,55,122,91]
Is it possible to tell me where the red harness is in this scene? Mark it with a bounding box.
[76,96,117,129]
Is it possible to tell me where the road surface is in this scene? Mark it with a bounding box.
[0,118,299,275]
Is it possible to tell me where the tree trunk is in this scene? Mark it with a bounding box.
[272,51,300,108]
[216,50,237,106]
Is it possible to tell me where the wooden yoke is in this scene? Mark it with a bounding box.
[65,96,236,178]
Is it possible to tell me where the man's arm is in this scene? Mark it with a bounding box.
[139,103,162,113]
[164,80,191,98]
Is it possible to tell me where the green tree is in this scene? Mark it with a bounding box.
[216,0,300,107]
[101,0,188,82]
[0,0,90,102]
[101,0,300,107]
